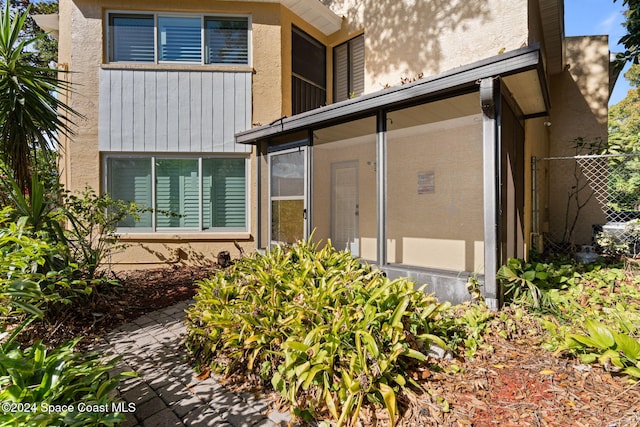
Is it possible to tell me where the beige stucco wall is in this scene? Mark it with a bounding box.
[312,131,378,260]
[321,0,529,92]
[309,114,484,273]
[546,35,610,246]
[386,116,484,273]
[523,117,551,255]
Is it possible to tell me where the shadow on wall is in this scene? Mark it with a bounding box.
[546,36,610,246]
[322,0,491,80]
[106,242,248,268]
[562,36,610,123]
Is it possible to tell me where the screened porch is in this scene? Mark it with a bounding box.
[238,46,549,306]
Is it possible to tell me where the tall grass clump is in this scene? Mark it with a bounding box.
[186,239,449,425]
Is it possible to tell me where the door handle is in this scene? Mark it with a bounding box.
[303,208,307,219]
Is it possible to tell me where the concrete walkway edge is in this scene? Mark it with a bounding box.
[99,300,292,427]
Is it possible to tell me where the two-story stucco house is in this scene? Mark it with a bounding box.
[52,0,613,307]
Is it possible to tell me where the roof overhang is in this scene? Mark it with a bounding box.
[33,14,59,39]
[218,0,342,36]
[609,52,625,101]
[538,0,565,75]
[237,45,550,144]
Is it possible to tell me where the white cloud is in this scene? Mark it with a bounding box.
[597,12,619,34]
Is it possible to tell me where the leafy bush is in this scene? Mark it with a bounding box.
[0,216,132,427]
[0,336,130,426]
[0,214,61,325]
[498,258,640,381]
[1,173,142,279]
[0,213,102,325]
[563,319,640,379]
[186,240,449,425]
[497,258,575,313]
[61,187,142,278]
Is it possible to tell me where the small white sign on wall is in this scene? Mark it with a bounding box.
[418,171,435,194]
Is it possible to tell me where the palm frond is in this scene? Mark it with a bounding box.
[0,2,79,191]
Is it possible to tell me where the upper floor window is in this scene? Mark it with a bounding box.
[334,34,364,102]
[291,26,326,115]
[108,12,250,65]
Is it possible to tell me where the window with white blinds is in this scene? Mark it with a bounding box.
[107,12,250,65]
[333,34,365,102]
[205,18,248,65]
[156,159,200,228]
[109,14,155,62]
[203,158,247,228]
[108,158,153,228]
[158,17,202,63]
[106,156,248,232]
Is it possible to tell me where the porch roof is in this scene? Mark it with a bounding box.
[236,45,549,145]
[218,0,342,35]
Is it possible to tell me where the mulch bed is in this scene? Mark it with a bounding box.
[16,265,640,425]
[18,265,217,351]
[406,334,640,426]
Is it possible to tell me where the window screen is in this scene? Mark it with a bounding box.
[203,158,246,229]
[205,18,249,65]
[108,158,153,228]
[158,16,202,63]
[108,13,249,65]
[156,159,200,228]
[106,156,247,231]
[334,34,365,102]
[109,14,155,62]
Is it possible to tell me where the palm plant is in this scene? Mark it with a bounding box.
[0,2,76,191]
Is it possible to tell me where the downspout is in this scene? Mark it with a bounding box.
[480,78,501,310]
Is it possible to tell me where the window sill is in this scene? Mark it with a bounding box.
[116,232,252,241]
[101,63,254,73]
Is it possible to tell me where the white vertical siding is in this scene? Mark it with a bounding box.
[99,68,252,153]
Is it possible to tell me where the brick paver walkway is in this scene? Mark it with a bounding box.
[100,300,292,427]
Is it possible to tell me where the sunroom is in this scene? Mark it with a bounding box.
[236,46,549,307]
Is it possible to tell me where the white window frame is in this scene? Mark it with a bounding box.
[103,154,250,233]
[106,10,252,66]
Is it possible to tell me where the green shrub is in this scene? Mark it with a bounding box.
[61,187,142,279]
[497,258,576,313]
[186,240,449,426]
[1,173,143,279]
[0,215,58,326]
[498,258,640,381]
[0,218,131,427]
[562,319,640,379]
[0,214,99,326]
[0,337,130,426]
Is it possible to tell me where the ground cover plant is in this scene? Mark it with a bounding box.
[497,257,640,380]
[186,239,454,426]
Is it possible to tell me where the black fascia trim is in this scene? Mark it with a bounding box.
[236,44,543,145]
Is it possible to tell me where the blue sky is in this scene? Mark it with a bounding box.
[565,0,630,105]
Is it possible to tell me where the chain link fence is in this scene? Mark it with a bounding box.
[532,154,640,258]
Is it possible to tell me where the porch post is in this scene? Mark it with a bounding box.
[376,110,387,266]
[480,78,502,310]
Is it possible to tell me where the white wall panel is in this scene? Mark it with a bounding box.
[100,69,252,153]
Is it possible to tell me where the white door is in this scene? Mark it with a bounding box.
[331,161,359,256]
